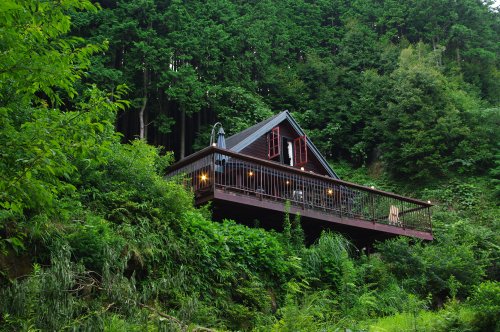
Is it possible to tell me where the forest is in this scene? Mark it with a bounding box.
[0,0,499,330]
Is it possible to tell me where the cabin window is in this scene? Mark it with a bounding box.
[268,126,280,159]
[281,137,294,166]
[294,135,307,166]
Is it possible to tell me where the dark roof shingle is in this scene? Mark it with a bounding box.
[225,112,283,149]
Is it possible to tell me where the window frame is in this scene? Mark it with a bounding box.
[294,135,307,166]
[268,126,280,159]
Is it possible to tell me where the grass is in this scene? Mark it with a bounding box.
[365,304,477,332]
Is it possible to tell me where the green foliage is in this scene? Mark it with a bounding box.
[378,43,493,182]
[454,107,500,175]
[164,65,206,116]
[468,281,500,331]
[0,85,129,260]
[68,0,498,178]
[262,291,339,332]
[290,214,305,253]
[376,234,486,302]
[1,247,83,331]
[368,290,500,332]
[1,0,499,331]
[66,215,125,272]
[281,202,292,247]
[303,232,355,293]
[0,0,101,105]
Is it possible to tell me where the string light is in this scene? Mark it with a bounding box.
[200,174,207,181]
[248,171,254,176]
[327,189,333,195]
[286,180,290,185]
[300,167,305,171]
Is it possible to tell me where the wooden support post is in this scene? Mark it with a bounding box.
[371,194,375,224]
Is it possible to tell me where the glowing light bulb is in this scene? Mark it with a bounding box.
[300,167,305,171]
[327,189,333,195]
[286,180,290,185]
[200,174,207,181]
[248,171,254,176]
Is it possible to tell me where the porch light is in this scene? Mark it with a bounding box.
[248,171,254,176]
[327,189,333,195]
[200,174,208,181]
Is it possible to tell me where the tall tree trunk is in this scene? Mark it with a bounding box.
[139,68,148,140]
[197,110,201,133]
[144,103,149,140]
[180,107,186,159]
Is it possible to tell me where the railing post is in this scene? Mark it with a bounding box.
[339,187,343,218]
[212,150,216,194]
[428,207,433,234]
[259,164,263,201]
[301,178,305,209]
[401,205,405,229]
[370,193,375,224]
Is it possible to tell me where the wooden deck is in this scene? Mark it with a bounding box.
[167,146,433,240]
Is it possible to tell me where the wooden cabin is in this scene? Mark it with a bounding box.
[167,111,433,245]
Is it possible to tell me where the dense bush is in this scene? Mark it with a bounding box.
[468,281,500,331]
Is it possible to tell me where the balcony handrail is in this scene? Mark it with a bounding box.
[167,146,433,208]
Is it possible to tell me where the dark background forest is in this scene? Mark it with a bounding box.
[72,0,499,181]
[0,0,499,331]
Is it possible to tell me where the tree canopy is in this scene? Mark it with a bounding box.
[70,0,499,182]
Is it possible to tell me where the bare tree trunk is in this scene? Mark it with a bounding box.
[180,108,186,159]
[435,36,442,66]
[144,103,149,140]
[197,110,201,133]
[139,68,148,140]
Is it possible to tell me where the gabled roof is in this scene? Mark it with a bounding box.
[225,111,339,179]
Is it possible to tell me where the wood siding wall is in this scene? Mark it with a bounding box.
[240,120,330,176]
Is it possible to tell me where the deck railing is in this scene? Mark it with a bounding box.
[167,146,433,233]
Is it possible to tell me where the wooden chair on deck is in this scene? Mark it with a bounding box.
[388,205,401,226]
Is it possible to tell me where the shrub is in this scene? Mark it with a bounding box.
[66,215,125,273]
[468,281,500,331]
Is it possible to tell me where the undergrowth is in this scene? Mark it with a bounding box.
[1,136,498,331]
